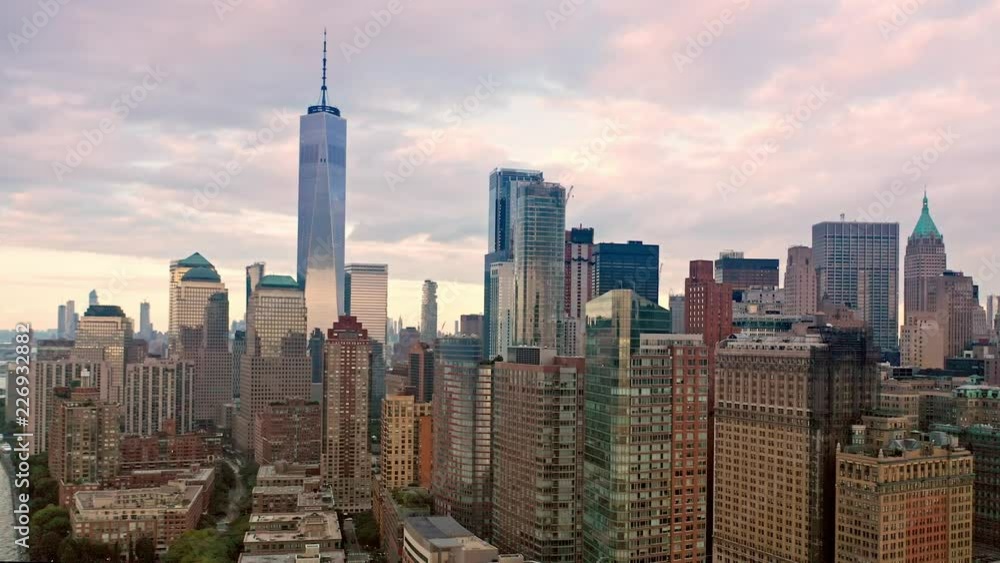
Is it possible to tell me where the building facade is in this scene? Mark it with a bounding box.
[122,359,194,435]
[254,399,322,465]
[813,220,900,354]
[685,260,734,347]
[49,387,121,485]
[785,245,818,315]
[321,315,372,513]
[408,342,435,403]
[714,253,780,290]
[73,304,133,404]
[512,181,566,350]
[381,394,433,490]
[904,193,947,317]
[592,240,660,304]
[563,227,595,356]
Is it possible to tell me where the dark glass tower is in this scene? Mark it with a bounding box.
[592,240,660,304]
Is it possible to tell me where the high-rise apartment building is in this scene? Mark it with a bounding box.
[73,304,133,403]
[785,245,818,315]
[254,398,321,465]
[421,280,438,343]
[813,220,900,353]
[835,439,974,562]
[904,192,947,317]
[900,311,946,369]
[431,336,489,538]
[235,275,311,452]
[381,394,433,490]
[713,330,879,563]
[49,387,121,485]
[492,350,584,562]
[562,227,594,356]
[122,359,194,435]
[486,260,515,359]
[484,168,545,357]
[512,181,566,349]
[582,290,709,562]
[592,240,660,304]
[27,360,108,454]
[685,260,734,347]
[321,315,372,513]
[714,252,780,290]
[298,36,347,331]
[408,342,435,403]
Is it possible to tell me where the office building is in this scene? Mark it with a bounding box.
[57,304,66,338]
[381,394,434,490]
[431,336,490,538]
[905,192,947,317]
[492,350,584,562]
[713,330,879,563]
[73,304,133,403]
[458,314,483,337]
[232,329,246,399]
[835,438,974,562]
[513,181,566,349]
[929,271,978,358]
[685,260,734,347]
[168,252,217,354]
[246,262,266,318]
[408,342,435,403]
[321,315,372,513]
[592,240,660,303]
[900,311,946,369]
[89,289,99,306]
[714,252,780,290]
[49,387,121,485]
[139,300,152,339]
[235,275,311,452]
[122,359,194,435]
[346,263,388,344]
[196,292,233,427]
[935,424,1000,549]
[582,290,706,562]
[813,220,900,353]
[785,245,818,315]
[484,168,546,358]
[420,280,438,343]
[669,294,686,333]
[254,399,322,465]
[297,37,347,333]
[486,260,515,359]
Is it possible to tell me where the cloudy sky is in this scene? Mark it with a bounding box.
[2,0,999,332]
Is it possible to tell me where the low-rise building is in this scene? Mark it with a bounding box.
[119,425,222,470]
[401,516,522,563]
[372,480,433,563]
[70,482,205,552]
[243,511,343,556]
[239,543,345,563]
[257,462,322,489]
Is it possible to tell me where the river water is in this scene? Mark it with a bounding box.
[0,453,26,562]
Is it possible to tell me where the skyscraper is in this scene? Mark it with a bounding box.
[168,252,220,355]
[196,292,232,426]
[713,329,879,562]
[582,290,708,562]
[346,264,388,345]
[813,220,900,353]
[928,270,978,358]
[431,336,489,538]
[685,259,734,347]
[49,387,120,486]
[458,314,483,337]
[73,304,133,403]
[123,359,194,435]
[298,33,347,332]
[714,252,780,290]
[784,245,818,315]
[492,350,584,562]
[668,294,686,333]
[322,315,372,513]
[483,168,544,357]
[408,342,435,403]
[57,304,67,338]
[905,192,947,319]
[512,181,566,349]
[246,262,266,320]
[592,240,660,303]
[420,280,438,343]
[235,275,311,453]
[486,260,515,359]
[65,299,76,338]
[89,289,99,306]
[381,394,434,490]
[139,300,152,339]
[563,227,594,356]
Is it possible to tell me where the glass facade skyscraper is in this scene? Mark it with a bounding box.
[483,168,544,357]
[813,221,900,354]
[592,240,660,304]
[298,40,346,332]
[512,181,566,349]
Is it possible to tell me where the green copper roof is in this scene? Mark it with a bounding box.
[911,192,942,239]
[258,274,299,289]
[181,266,222,283]
[83,305,126,317]
[177,252,214,268]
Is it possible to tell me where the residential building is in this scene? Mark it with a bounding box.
[122,359,194,435]
[381,394,433,490]
[49,387,121,485]
[321,315,372,513]
[27,360,108,454]
[254,399,322,465]
[243,511,343,556]
[900,311,946,369]
[563,227,595,356]
[487,260,515,359]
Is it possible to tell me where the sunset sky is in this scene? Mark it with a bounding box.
[3,0,999,331]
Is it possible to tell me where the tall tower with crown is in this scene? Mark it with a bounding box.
[904,189,946,315]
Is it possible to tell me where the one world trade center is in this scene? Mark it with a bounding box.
[298,31,346,331]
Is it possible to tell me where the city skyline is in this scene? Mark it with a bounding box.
[4,1,1000,331]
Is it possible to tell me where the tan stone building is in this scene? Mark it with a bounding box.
[835,439,974,562]
[901,311,946,369]
[380,394,433,490]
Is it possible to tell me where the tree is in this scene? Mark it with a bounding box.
[353,511,380,548]
[134,535,157,563]
[57,537,116,563]
[29,505,71,562]
[162,529,232,563]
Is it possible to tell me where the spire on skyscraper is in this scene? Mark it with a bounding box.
[911,188,942,239]
[308,29,339,116]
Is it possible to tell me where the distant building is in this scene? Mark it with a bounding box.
[900,311,946,369]
[139,300,152,339]
[421,280,438,343]
[685,260,734,347]
[714,252,780,290]
[835,438,974,562]
[458,314,483,337]
[592,240,660,304]
[486,260,515,359]
[27,360,108,454]
[784,245,818,315]
[321,316,372,513]
[254,399,322,465]
[668,294,686,333]
[813,220,900,354]
[89,289,99,306]
[512,182,566,350]
[393,326,421,366]
[346,264,389,345]
[408,343,435,403]
[73,304,133,404]
[563,227,594,355]
[904,193,947,318]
